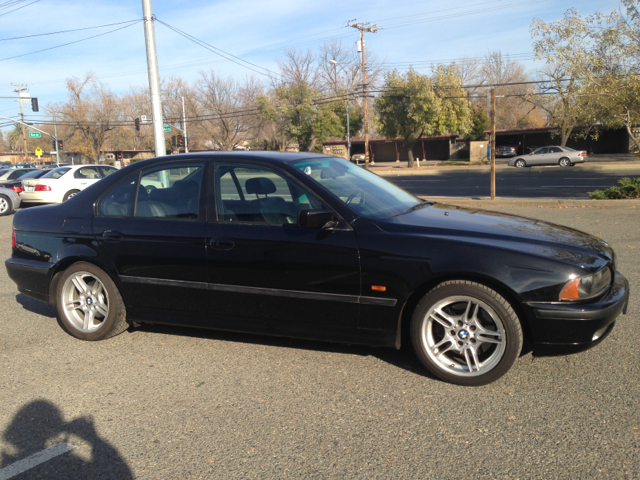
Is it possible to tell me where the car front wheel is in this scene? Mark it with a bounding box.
[558,157,571,167]
[56,262,129,341]
[514,159,526,168]
[411,281,523,386]
[0,194,12,216]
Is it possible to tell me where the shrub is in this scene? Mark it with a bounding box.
[588,177,640,199]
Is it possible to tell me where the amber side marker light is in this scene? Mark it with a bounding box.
[371,285,386,292]
[559,277,581,300]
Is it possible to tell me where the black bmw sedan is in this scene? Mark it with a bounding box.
[5,153,630,386]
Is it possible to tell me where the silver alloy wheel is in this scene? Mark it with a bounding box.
[559,158,571,167]
[60,271,110,332]
[420,295,506,377]
[66,191,78,199]
[515,159,525,168]
[0,196,8,214]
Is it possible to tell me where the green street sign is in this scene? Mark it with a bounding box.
[164,126,171,132]
[29,132,41,138]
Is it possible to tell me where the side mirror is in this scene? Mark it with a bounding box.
[297,209,335,229]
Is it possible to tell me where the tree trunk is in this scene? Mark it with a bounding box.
[404,138,414,168]
[624,109,640,152]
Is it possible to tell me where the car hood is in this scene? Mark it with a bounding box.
[376,202,614,270]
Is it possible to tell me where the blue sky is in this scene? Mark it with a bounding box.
[0,0,622,123]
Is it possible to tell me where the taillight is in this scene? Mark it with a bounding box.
[12,224,16,248]
[35,185,51,191]
[9,186,22,193]
[578,151,587,157]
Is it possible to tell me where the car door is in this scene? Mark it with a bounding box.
[547,146,563,164]
[93,161,209,324]
[530,147,549,165]
[206,161,361,332]
[73,166,104,191]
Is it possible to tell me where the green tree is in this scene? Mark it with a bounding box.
[257,82,343,152]
[531,1,640,149]
[375,67,471,167]
[466,106,490,141]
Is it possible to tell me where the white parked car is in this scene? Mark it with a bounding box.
[20,164,118,204]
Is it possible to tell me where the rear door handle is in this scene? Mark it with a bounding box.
[102,230,123,242]
[210,237,235,250]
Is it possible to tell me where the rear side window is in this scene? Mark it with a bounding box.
[100,167,117,177]
[98,178,137,217]
[135,164,203,220]
[42,167,71,179]
[549,147,562,153]
[74,167,101,179]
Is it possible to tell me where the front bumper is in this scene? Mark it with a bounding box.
[526,272,629,355]
[5,257,55,304]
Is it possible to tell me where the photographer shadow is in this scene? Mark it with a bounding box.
[1,400,132,479]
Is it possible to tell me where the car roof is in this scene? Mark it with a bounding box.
[126,151,334,169]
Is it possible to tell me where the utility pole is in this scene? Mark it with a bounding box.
[12,84,29,160]
[141,0,166,157]
[490,88,496,200]
[329,59,351,161]
[349,22,378,169]
[182,96,188,153]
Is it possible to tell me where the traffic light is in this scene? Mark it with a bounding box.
[135,118,140,131]
[31,98,39,112]
[177,135,184,148]
[58,140,64,150]
[171,135,177,147]
[52,139,56,150]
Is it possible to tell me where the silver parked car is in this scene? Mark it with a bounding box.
[0,186,22,216]
[509,146,588,168]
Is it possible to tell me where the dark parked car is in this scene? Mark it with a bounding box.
[5,153,629,386]
[495,145,518,157]
[0,168,51,193]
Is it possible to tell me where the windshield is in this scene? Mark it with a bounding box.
[288,157,422,219]
[42,167,71,179]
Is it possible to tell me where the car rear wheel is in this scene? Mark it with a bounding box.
[63,190,80,201]
[514,159,526,168]
[56,262,129,341]
[558,157,571,167]
[0,195,12,216]
[411,281,523,386]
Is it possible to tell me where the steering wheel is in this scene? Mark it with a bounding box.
[345,189,366,206]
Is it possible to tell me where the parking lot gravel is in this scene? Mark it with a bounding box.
[0,202,638,479]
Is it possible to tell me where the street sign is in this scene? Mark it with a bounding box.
[35,147,43,157]
[29,132,41,138]
[164,126,171,132]
[140,115,147,123]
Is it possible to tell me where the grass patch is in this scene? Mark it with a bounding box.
[588,177,640,199]
[438,159,471,166]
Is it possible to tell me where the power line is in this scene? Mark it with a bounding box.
[0,20,142,62]
[0,19,143,42]
[0,0,39,17]
[155,18,281,79]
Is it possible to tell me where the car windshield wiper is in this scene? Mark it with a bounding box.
[406,200,433,213]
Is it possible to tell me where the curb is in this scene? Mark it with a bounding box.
[421,197,640,208]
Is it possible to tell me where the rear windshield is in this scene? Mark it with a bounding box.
[42,167,71,179]
[563,146,576,151]
[20,169,51,179]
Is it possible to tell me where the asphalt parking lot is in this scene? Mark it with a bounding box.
[0,203,638,479]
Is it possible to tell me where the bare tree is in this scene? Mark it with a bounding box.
[277,49,319,88]
[479,51,545,130]
[56,74,123,162]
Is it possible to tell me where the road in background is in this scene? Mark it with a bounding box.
[0,203,638,479]
[381,166,640,199]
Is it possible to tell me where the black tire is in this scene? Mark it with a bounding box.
[63,189,80,201]
[0,194,13,216]
[514,159,526,168]
[56,262,128,341]
[411,280,523,386]
[558,157,571,167]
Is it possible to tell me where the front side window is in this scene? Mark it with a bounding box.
[135,164,203,219]
[216,164,323,224]
[288,157,422,219]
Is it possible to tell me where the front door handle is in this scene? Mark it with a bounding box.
[210,237,235,250]
[102,230,123,242]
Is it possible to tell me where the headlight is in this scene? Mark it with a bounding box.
[559,267,612,301]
